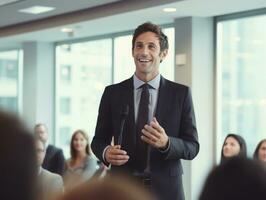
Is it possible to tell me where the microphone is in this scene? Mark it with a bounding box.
[117,105,129,146]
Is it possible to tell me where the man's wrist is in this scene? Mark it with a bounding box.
[102,145,110,164]
[159,138,170,152]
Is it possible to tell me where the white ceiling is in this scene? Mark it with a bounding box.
[0,0,121,27]
[0,0,265,49]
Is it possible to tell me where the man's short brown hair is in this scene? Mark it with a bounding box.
[132,22,169,52]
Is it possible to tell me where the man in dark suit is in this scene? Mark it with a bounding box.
[91,22,199,200]
[34,123,65,176]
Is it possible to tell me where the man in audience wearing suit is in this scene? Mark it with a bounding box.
[34,123,65,175]
[35,138,63,200]
[91,22,199,200]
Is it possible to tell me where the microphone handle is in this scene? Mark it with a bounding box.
[117,118,126,146]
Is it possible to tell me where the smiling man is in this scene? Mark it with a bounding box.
[91,22,199,200]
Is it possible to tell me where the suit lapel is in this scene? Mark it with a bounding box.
[43,145,51,167]
[121,77,136,147]
[155,76,170,123]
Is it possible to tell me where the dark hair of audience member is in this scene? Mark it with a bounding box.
[58,175,153,200]
[70,129,90,159]
[0,109,37,200]
[254,139,266,160]
[199,157,266,200]
[220,133,247,163]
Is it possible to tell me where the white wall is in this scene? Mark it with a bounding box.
[174,17,215,200]
[22,42,55,141]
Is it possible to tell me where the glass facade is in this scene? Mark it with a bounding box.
[216,14,266,157]
[0,50,22,113]
[55,39,112,157]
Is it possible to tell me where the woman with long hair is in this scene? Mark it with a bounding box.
[253,139,266,167]
[64,130,97,190]
[220,134,247,164]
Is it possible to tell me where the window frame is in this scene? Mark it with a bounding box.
[0,48,23,113]
[214,8,266,162]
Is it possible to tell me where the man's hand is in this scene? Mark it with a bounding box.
[105,145,129,166]
[141,117,169,149]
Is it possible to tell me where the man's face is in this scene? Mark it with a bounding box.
[35,140,45,167]
[132,31,167,80]
[35,125,48,143]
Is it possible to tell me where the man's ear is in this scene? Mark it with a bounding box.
[160,49,168,63]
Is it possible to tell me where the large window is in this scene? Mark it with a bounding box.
[56,26,175,157]
[56,40,112,157]
[216,14,266,158]
[0,50,22,113]
[159,28,175,81]
[114,35,135,83]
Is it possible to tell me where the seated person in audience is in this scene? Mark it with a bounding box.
[199,157,266,200]
[253,139,266,167]
[34,123,65,175]
[0,110,37,200]
[220,133,247,164]
[57,175,153,200]
[35,138,64,200]
[64,130,98,190]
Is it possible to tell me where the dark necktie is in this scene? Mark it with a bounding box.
[136,83,150,172]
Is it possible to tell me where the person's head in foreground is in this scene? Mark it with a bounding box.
[0,109,37,200]
[200,157,266,200]
[58,175,153,200]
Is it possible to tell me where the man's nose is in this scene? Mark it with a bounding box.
[140,46,149,55]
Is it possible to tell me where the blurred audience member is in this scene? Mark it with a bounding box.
[64,130,97,190]
[0,110,37,200]
[199,157,266,200]
[58,175,153,200]
[254,139,266,167]
[35,138,64,200]
[34,123,65,175]
[221,133,247,164]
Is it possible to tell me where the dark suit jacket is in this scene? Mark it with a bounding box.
[91,76,199,200]
[43,144,65,176]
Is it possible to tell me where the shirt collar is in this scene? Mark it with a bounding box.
[133,73,161,90]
